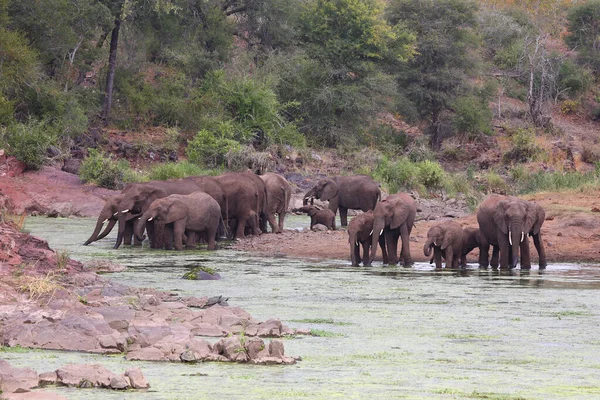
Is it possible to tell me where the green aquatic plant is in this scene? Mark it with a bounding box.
[182,266,218,280]
[310,329,345,338]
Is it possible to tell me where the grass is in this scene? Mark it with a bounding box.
[18,272,63,301]
[290,318,353,326]
[55,249,70,270]
[0,345,36,353]
[310,329,346,338]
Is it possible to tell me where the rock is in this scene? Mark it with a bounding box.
[1,391,68,400]
[246,337,269,360]
[127,319,171,348]
[94,306,135,331]
[38,371,57,386]
[180,349,197,362]
[257,319,282,337]
[124,368,149,389]
[190,322,228,337]
[182,267,221,280]
[269,340,285,359]
[311,224,328,232]
[109,375,130,390]
[214,336,248,362]
[55,364,116,388]
[0,360,39,394]
[125,347,165,361]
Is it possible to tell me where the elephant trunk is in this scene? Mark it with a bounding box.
[303,188,316,205]
[83,211,112,245]
[368,221,385,265]
[423,239,434,257]
[114,212,130,249]
[349,233,359,266]
[509,221,524,268]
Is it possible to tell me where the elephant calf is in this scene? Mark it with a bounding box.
[423,221,464,269]
[348,211,387,266]
[460,227,485,267]
[293,205,336,231]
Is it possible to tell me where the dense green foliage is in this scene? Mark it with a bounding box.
[0,0,599,194]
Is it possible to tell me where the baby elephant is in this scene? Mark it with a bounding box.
[460,227,484,267]
[293,205,336,230]
[347,211,387,266]
[423,221,464,269]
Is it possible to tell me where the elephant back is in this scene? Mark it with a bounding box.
[335,175,381,211]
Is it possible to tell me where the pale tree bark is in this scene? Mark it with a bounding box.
[101,19,121,124]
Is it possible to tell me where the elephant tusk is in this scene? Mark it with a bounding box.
[102,219,107,224]
[113,212,118,216]
[521,232,525,243]
[379,229,383,236]
[148,217,153,221]
[369,230,373,236]
[509,235,512,246]
[434,242,438,247]
[356,241,359,246]
[121,209,129,213]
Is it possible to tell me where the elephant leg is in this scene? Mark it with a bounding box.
[378,235,388,265]
[339,206,348,227]
[235,215,248,239]
[123,221,134,245]
[520,236,531,269]
[184,231,195,250]
[385,230,398,265]
[173,220,185,250]
[445,247,454,269]
[533,234,547,269]
[490,245,500,269]
[434,248,443,269]
[362,242,370,266]
[400,224,412,267]
[497,234,510,269]
[479,241,490,268]
[278,212,286,233]
[147,222,157,248]
[268,212,279,234]
[163,224,173,250]
[206,225,218,250]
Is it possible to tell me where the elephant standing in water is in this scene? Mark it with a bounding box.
[348,211,387,266]
[367,193,416,266]
[135,192,222,250]
[260,173,291,233]
[84,193,126,245]
[477,195,546,269]
[303,175,380,226]
[423,221,464,269]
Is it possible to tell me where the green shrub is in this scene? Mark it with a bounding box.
[557,60,592,98]
[516,170,600,194]
[147,161,219,180]
[1,118,57,170]
[480,171,509,194]
[416,160,445,189]
[560,100,579,115]
[509,165,528,183]
[374,156,418,193]
[453,96,493,137]
[79,149,131,189]
[503,128,541,164]
[186,127,242,168]
[406,137,436,162]
[581,145,600,164]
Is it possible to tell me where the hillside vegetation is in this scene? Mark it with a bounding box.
[1,0,600,201]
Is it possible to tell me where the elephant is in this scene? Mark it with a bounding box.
[213,172,266,239]
[476,194,546,269]
[293,205,336,230]
[182,175,227,237]
[423,221,464,269]
[348,211,387,266]
[134,191,222,250]
[114,180,203,249]
[83,193,125,245]
[367,193,416,266]
[460,227,485,267]
[303,175,381,226]
[260,172,291,233]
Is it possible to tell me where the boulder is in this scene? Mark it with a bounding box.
[127,318,171,347]
[124,368,149,389]
[257,319,283,337]
[55,364,115,388]
[109,375,130,390]
[0,360,39,394]
[269,340,285,359]
[190,322,227,337]
[125,347,165,361]
[38,371,57,386]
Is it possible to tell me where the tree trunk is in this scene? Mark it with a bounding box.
[101,19,121,124]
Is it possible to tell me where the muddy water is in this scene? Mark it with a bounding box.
[7,216,600,399]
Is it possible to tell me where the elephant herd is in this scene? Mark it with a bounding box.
[84,172,547,270]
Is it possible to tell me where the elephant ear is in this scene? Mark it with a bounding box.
[525,202,544,234]
[165,200,188,224]
[493,201,509,234]
[390,202,409,230]
[144,188,169,213]
[441,232,452,250]
[320,180,338,202]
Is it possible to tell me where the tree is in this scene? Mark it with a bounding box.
[387,0,479,148]
[565,0,600,72]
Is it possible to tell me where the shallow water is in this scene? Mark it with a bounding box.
[5,216,600,399]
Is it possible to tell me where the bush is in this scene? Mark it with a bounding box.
[557,60,592,98]
[186,127,242,168]
[1,118,57,170]
[581,145,600,164]
[79,149,130,189]
[480,171,509,194]
[560,100,579,115]
[225,146,274,174]
[416,160,445,189]
[503,128,541,164]
[147,161,219,180]
[453,96,493,137]
[374,156,418,193]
